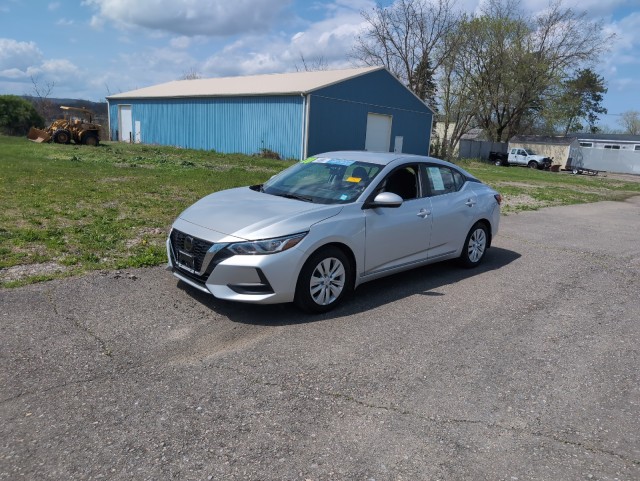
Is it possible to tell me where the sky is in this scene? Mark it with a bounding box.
[0,0,638,130]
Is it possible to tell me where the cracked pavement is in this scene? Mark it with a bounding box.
[1,197,639,480]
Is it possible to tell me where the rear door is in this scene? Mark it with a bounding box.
[422,165,478,259]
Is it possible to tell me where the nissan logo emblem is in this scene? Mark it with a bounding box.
[184,236,194,252]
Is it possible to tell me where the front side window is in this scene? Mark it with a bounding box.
[261,158,381,205]
[378,165,420,200]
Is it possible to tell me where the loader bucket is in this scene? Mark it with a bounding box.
[27,127,51,143]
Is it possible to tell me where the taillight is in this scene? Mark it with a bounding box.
[494,194,502,205]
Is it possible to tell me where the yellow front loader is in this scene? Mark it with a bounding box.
[27,106,101,146]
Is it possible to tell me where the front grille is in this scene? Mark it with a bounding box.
[170,229,214,279]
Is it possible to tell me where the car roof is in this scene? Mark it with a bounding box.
[317,151,455,167]
[315,151,479,181]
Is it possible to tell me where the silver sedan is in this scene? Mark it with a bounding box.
[167,151,501,312]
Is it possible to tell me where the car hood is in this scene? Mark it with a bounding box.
[177,186,343,240]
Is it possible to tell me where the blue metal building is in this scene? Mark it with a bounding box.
[106,67,433,160]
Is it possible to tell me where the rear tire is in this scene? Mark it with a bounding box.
[294,246,352,313]
[53,129,71,144]
[459,222,489,268]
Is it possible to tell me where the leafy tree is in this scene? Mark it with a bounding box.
[0,95,44,136]
[455,0,611,142]
[411,56,438,111]
[544,68,607,134]
[618,111,640,135]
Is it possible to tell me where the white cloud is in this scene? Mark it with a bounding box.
[200,0,371,77]
[82,0,293,36]
[56,18,74,26]
[170,36,191,49]
[606,11,640,57]
[48,2,60,11]
[524,0,630,17]
[0,39,43,77]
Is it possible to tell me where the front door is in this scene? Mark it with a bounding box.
[364,165,432,275]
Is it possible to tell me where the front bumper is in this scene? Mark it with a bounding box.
[167,232,305,304]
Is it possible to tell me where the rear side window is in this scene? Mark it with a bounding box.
[423,165,464,196]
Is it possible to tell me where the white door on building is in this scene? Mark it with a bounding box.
[119,105,133,143]
[134,120,141,143]
[365,113,392,152]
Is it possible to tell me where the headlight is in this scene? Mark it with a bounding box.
[226,232,307,255]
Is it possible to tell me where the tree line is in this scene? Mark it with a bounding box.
[351,0,634,158]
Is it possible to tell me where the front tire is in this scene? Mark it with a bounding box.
[528,161,539,169]
[459,222,489,268]
[83,133,99,146]
[53,129,71,144]
[295,246,352,313]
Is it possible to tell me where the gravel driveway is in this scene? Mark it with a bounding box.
[2,197,639,480]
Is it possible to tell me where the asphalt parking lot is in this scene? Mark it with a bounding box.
[2,197,639,481]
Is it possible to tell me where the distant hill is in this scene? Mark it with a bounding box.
[23,96,108,122]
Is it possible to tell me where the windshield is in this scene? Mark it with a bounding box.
[260,157,382,205]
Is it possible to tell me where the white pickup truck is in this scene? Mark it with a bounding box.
[506,148,552,170]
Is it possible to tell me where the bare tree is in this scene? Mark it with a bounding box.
[352,0,458,100]
[295,53,329,72]
[618,111,640,135]
[181,68,202,80]
[431,21,478,159]
[30,75,56,122]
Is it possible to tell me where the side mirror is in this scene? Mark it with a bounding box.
[363,192,403,209]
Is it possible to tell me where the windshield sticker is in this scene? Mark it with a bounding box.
[301,156,316,164]
[346,176,362,183]
[428,167,445,191]
[340,194,349,200]
[313,158,355,167]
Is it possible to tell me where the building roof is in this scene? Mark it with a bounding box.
[510,135,576,145]
[566,133,640,143]
[107,66,384,100]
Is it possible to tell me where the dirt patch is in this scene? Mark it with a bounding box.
[125,227,166,249]
[0,262,70,282]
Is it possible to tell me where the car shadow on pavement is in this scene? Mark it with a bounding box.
[177,247,521,325]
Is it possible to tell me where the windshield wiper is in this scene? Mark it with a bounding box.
[274,193,313,202]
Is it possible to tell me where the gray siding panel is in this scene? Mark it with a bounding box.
[307,69,432,156]
[574,148,640,175]
[307,94,431,156]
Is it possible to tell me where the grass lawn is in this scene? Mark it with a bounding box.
[1,135,639,287]
[0,136,293,287]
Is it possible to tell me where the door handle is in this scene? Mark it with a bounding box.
[465,199,476,207]
[417,208,431,218]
